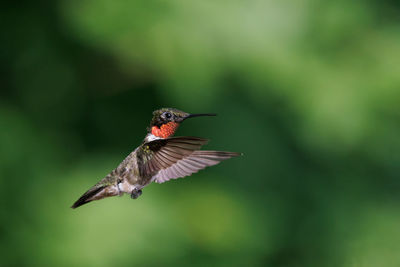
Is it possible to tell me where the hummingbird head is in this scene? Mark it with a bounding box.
[148,108,216,139]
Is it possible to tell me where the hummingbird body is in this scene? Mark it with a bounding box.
[72,108,240,209]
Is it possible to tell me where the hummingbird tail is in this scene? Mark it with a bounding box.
[71,185,106,209]
[71,183,119,209]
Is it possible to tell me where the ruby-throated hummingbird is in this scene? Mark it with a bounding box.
[71,108,241,208]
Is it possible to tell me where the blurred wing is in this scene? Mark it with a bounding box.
[154,150,240,183]
[138,137,209,178]
[138,137,240,183]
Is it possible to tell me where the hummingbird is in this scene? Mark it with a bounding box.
[71,108,241,208]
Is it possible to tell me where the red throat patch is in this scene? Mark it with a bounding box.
[151,122,179,138]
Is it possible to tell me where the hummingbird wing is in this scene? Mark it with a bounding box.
[139,136,240,184]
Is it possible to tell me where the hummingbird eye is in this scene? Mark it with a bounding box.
[163,112,172,119]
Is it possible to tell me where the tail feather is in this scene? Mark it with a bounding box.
[71,186,106,209]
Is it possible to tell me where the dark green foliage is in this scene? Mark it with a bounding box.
[1,0,400,266]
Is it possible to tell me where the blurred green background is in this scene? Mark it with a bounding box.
[1,0,400,266]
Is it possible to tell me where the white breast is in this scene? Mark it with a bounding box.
[117,180,137,194]
[144,133,162,142]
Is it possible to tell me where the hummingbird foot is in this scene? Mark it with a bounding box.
[130,188,142,199]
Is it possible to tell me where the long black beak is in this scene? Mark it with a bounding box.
[182,113,217,121]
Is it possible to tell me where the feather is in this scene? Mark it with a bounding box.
[138,136,240,183]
